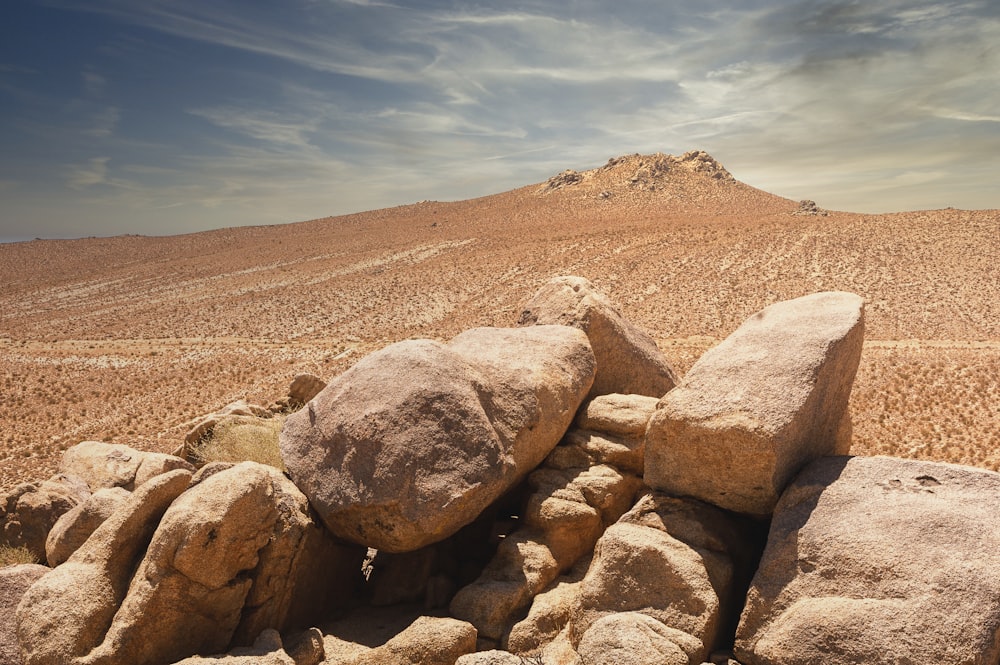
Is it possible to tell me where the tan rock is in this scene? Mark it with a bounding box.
[735,455,1000,665]
[569,493,748,663]
[454,651,523,665]
[1,474,91,562]
[281,326,595,552]
[81,462,358,664]
[16,469,192,665]
[166,630,296,665]
[287,373,326,405]
[60,441,194,491]
[517,276,678,399]
[577,612,702,665]
[506,557,589,654]
[45,486,130,567]
[451,464,640,640]
[183,400,272,454]
[556,428,645,476]
[351,616,477,665]
[574,393,659,437]
[1,563,50,665]
[645,291,864,515]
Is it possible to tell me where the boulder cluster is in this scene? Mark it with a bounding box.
[3,276,1000,665]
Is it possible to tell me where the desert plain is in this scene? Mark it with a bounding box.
[1,151,997,494]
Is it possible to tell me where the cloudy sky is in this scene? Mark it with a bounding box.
[2,1,998,241]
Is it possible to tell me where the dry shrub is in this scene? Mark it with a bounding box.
[190,416,286,471]
[0,543,39,567]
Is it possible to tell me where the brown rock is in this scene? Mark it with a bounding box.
[735,455,1000,665]
[454,651,523,665]
[287,373,326,405]
[645,291,864,515]
[1,563,49,665]
[574,393,659,437]
[16,469,192,665]
[81,462,358,664]
[1,474,90,562]
[505,557,589,654]
[569,493,748,663]
[352,616,477,665]
[517,275,678,399]
[451,464,640,640]
[166,630,296,665]
[60,441,194,491]
[281,326,595,552]
[577,612,702,665]
[45,486,130,567]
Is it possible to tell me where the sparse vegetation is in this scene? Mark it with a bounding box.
[0,543,39,567]
[189,416,286,471]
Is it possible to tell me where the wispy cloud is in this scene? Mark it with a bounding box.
[67,157,111,189]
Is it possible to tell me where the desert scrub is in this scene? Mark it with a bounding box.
[0,544,39,567]
[190,415,286,471]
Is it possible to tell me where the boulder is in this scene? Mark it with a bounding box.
[506,557,589,654]
[569,493,749,664]
[454,651,523,665]
[45,486,131,566]
[517,276,678,399]
[735,455,1000,665]
[645,291,864,515]
[281,326,595,552]
[79,462,359,665]
[16,469,192,665]
[60,441,194,491]
[574,393,659,438]
[1,474,90,562]
[451,464,641,640]
[166,630,296,665]
[1,563,49,665]
[340,616,478,665]
[182,400,272,456]
[577,612,702,665]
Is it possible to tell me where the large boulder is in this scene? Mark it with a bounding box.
[569,493,750,664]
[60,441,194,491]
[576,612,702,665]
[281,326,595,553]
[517,276,678,399]
[645,291,864,516]
[16,469,192,665]
[735,455,1000,665]
[1,474,90,562]
[1,563,50,665]
[45,486,131,566]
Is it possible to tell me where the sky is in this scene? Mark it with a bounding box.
[1,1,999,241]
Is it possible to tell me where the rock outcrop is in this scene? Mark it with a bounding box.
[1,474,90,562]
[517,276,678,399]
[281,326,595,552]
[60,441,194,492]
[1,563,49,665]
[645,291,864,515]
[736,455,1000,665]
[45,486,130,567]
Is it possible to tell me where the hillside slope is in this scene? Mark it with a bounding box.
[1,151,998,490]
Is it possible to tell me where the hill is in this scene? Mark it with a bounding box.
[1,150,998,491]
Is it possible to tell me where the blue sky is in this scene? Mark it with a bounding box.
[2,1,998,240]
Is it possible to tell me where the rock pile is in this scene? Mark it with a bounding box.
[5,276,999,665]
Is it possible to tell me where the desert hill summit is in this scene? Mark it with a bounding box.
[0,149,998,493]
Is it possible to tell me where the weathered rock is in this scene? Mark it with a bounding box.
[1,474,90,562]
[454,651,523,665]
[645,291,864,515]
[506,557,590,655]
[735,455,1000,665]
[518,276,678,399]
[60,441,194,491]
[451,464,640,640]
[349,616,478,665]
[287,374,327,405]
[78,462,359,665]
[281,326,595,552]
[16,469,192,665]
[45,486,130,567]
[577,612,702,665]
[574,393,659,438]
[166,630,296,665]
[554,429,645,476]
[569,493,749,663]
[1,563,49,665]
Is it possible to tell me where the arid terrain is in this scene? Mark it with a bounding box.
[1,150,998,493]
